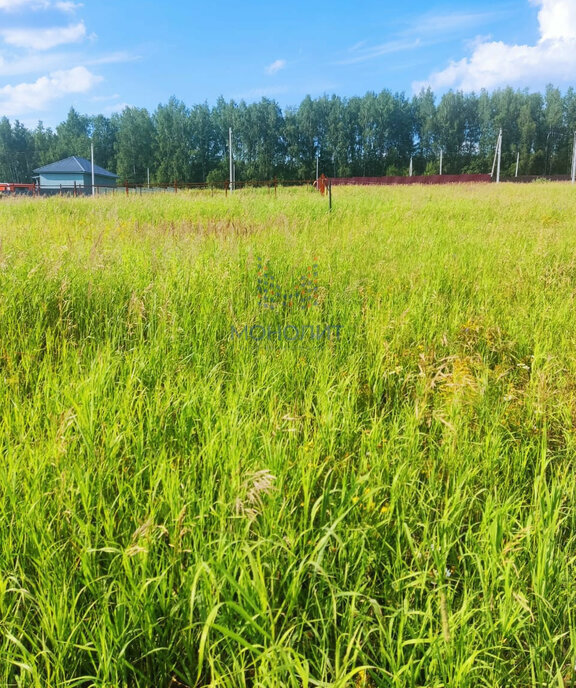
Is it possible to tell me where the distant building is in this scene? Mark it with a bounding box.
[33,156,118,194]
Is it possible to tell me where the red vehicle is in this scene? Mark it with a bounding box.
[0,182,36,195]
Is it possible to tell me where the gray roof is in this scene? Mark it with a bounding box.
[33,156,118,178]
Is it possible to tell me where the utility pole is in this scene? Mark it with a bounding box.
[229,127,234,192]
[496,128,502,183]
[409,156,413,177]
[545,130,554,176]
[147,167,150,189]
[571,131,576,184]
[91,141,95,196]
[515,151,519,178]
[491,129,503,182]
[439,148,443,175]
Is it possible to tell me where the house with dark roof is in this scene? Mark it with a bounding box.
[33,156,118,193]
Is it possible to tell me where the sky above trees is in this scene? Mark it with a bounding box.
[0,0,576,127]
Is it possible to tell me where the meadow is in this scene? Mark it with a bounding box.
[1,183,576,687]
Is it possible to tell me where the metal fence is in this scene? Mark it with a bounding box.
[116,179,314,194]
[1,179,316,197]
[7,172,573,198]
[329,174,493,186]
[32,179,315,196]
[507,175,573,183]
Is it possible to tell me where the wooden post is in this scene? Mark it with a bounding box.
[125,181,128,196]
[174,180,178,193]
[73,180,77,197]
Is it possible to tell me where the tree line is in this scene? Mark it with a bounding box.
[1,85,576,185]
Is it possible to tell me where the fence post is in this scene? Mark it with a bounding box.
[125,181,128,196]
[174,180,178,193]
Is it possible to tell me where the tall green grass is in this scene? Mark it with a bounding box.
[1,184,576,687]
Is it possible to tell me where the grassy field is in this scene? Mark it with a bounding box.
[1,183,576,687]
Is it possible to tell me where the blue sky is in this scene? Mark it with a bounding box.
[0,0,575,128]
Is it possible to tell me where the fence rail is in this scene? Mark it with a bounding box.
[329,174,493,186]
[117,178,314,193]
[1,178,316,197]
[507,175,573,183]
[38,179,314,196]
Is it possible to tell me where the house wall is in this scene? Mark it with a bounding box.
[38,173,84,189]
[82,173,117,188]
[38,173,118,190]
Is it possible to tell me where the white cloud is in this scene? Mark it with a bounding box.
[0,0,50,10]
[408,10,505,35]
[335,10,502,67]
[103,102,131,114]
[337,38,421,65]
[415,0,576,92]
[0,50,137,76]
[0,21,86,49]
[0,51,140,78]
[54,1,82,11]
[0,1,107,120]
[0,51,68,75]
[535,0,576,39]
[0,65,101,115]
[86,51,140,66]
[265,59,286,75]
[0,0,80,10]
[348,40,368,52]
